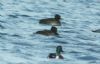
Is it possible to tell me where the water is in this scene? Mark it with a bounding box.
[0,0,100,64]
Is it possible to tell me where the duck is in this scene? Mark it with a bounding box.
[48,46,64,59]
[39,14,61,26]
[92,29,100,33]
[36,26,58,36]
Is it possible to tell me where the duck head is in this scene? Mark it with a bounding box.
[57,46,64,52]
[56,46,63,56]
[55,14,61,20]
[51,26,58,35]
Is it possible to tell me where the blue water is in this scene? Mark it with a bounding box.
[0,0,100,64]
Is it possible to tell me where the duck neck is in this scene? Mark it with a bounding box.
[56,49,61,56]
[54,32,58,35]
[51,28,58,35]
[55,18,60,21]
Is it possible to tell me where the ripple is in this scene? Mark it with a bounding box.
[0,32,8,36]
[96,12,100,16]
[76,34,94,41]
[0,3,3,10]
[86,48,100,53]
[11,34,22,38]
[76,42,99,47]
[62,30,79,34]
[0,20,6,23]
[53,40,68,44]
[19,15,31,18]
[69,51,82,54]
[8,15,18,18]
[0,24,5,29]
[12,42,34,47]
[77,56,98,61]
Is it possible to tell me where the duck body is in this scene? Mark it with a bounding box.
[39,18,61,26]
[39,14,61,26]
[36,30,58,36]
[36,26,58,36]
[48,53,64,59]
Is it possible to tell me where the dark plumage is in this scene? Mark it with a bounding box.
[48,46,64,59]
[57,46,64,52]
[48,53,63,59]
[36,26,58,36]
[39,14,61,26]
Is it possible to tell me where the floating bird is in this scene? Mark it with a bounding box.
[48,46,64,59]
[39,14,61,26]
[36,26,58,36]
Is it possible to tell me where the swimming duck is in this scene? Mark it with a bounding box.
[48,46,64,59]
[92,29,100,33]
[36,26,58,36]
[39,14,61,26]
